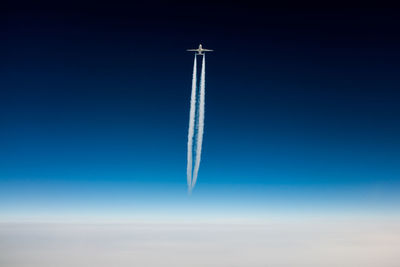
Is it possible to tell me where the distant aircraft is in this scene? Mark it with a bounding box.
[187,44,213,55]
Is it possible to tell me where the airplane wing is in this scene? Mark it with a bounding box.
[202,49,213,51]
[186,49,199,51]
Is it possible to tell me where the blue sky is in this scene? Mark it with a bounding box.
[1,5,400,221]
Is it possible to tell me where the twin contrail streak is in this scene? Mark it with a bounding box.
[186,55,206,194]
[191,55,205,191]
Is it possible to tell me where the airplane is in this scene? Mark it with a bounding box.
[186,44,213,55]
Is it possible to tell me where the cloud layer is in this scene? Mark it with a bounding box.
[1,219,399,267]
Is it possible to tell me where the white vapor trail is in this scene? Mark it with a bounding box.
[191,55,206,192]
[186,55,197,193]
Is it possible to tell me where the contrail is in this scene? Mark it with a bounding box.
[191,55,206,192]
[186,45,212,194]
[186,55,197,193]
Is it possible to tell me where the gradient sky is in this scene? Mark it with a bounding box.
[1,5,400,221]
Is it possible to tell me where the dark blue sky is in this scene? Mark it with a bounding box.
[1,4,400,220]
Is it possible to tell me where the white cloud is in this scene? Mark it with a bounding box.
[1,219,399,267]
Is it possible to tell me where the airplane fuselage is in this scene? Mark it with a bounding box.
[187,44,213,55]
